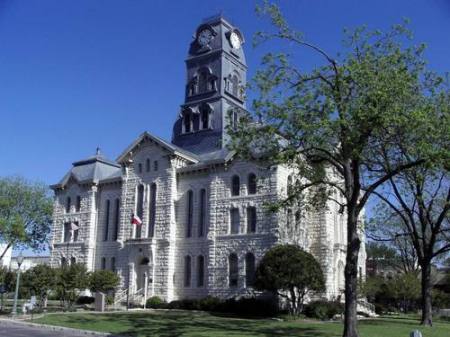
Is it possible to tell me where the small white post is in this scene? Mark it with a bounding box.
[143,272,148,309]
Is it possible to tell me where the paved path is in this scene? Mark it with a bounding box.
[0,319,111,337]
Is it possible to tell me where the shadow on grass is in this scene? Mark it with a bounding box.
[40,311,340,337]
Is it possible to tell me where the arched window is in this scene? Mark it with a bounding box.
[200,105,210,130]
[75,196,81,212]
[61,257,67,267]
[146,158,150,172]
[199,70,208,93]
[230,208,240,234]
[184,255,191,287]
[197,255,205,287]
[231,74,239,97]
[287,209,292,230]
[245,253,256,287]
[104,200,110,241]
[148,183,157,237]
[113,198,120,241]
[65,197,71,213]
[198,188,206,237]
[188,76,198,96]
[287,175,293,195]
[248,173,257,195]
[101,257,106,270]
[153,160,158,171]
[70,257,76,265]
[231,175,240,196]
[138,163,142,173]
[184,112,192,133]
[247,207,256,233]
[111,257,116,272]
[135,185,144,238]
[229,110,238,130]
[295,210,301,231]
[186,190,193,237]
[73,222,79,242]
[229,253,238,287]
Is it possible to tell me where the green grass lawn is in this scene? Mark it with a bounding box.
[32,310,450,337]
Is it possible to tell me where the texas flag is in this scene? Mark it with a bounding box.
[131,214,142,226]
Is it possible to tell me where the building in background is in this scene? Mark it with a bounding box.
[0,244,12,268]
[49,15,366,303]
[9,256,50,271]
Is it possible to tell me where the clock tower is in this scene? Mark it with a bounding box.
[172,15,247,155]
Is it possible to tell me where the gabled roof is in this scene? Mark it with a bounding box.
[116,131,200,164]
[51,151,121,190]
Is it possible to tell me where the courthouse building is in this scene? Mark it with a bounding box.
[50,15,366,302]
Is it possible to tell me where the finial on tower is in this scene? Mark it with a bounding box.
[96,147,101,156]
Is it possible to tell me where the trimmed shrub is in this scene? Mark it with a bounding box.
[146,296,167,309]
[304,300,343,320]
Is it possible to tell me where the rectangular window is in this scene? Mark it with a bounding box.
[113,199,120,241]
[184,256,191,287]
[229,254,238,287]
[197,255,205,287]
[104,200,110,241]
[230,208,240,234]
[65,197,71,213]
[146,158,150,172]
[101,257,106,270]
[198,189,206,237]
[247,207,256,233]
[136,186,144,238]
[63,222,71,242]
[148,184,156,237]
[153,160,158,171]
[75,196,81,212]
[186,190,193,237]
[111,257,116,272]
[73,221,79,242]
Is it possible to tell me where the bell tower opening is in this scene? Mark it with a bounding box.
[172,14,248,155]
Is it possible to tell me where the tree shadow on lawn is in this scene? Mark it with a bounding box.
[56,311,339,337]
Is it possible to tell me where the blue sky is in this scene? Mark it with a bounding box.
[1,0,449,185]
[1,0,450,255]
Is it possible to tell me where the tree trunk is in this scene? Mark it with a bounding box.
[343,206,361,337]
[420,262,433,326]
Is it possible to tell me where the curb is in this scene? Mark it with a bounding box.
[0,317,122,336]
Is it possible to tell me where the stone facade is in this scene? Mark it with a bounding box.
[49,15,365,303]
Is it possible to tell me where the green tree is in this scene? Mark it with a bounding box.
[0,177,53,261]
[229,3,449,335]
[369,167,450,325]
[88,270,120,294]
[366,241,418,275]
[56,263,89,309]
[254,245,325,315]
[22,265,57,309]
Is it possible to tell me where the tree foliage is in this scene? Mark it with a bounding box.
[56,263,89,309]
[22,264,57,308]
[228,2,449,336]
[88,270,120,293]
[368,167,450,325]
[254,245,325,315]
[0,176,52,261]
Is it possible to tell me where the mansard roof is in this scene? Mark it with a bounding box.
[116,131,200,164]
[51,151,121,190]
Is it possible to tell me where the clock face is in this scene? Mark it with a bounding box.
[198,29,213,47]
[230,31,241,49]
